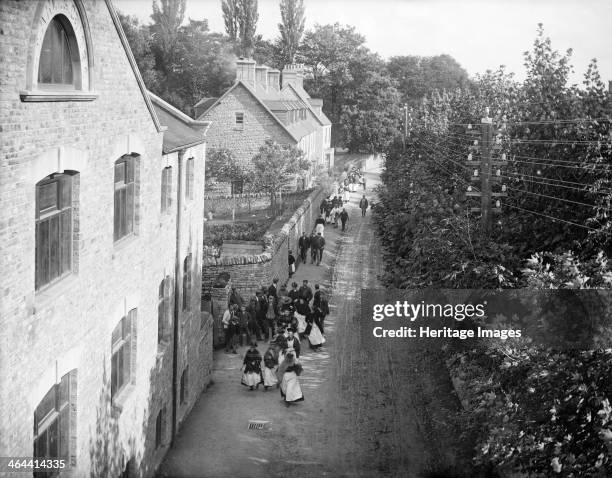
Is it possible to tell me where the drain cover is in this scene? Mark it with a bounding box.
[247,420,270,430]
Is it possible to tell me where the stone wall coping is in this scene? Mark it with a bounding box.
[203,251,273,267]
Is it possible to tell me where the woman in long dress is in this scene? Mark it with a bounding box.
[277,352,304,404]
[262,345,279,390]
[241,342,262,390]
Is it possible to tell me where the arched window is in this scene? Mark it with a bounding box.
[38,16,76,88]
[35,173,74,290]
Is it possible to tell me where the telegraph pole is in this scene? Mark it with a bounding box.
[465,107,506,233]
[481,109,493,233]
[403,103,408,150]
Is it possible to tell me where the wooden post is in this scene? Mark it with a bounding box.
[481,109,493,233]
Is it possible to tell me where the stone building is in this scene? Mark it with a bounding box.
[195,59,334,194]
[0,1,212,476]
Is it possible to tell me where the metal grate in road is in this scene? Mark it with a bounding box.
[247,420,269,430]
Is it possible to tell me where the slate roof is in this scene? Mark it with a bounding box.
[149,92,210,154]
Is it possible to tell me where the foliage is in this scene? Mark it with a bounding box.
[278,0,305,65]
[251,140,310,212]
[222,0,259,57]
[373,24,612,477]
[119,7,236,116]
[386,54,471,107]
[205,148,249,184]
[203,221,270,246]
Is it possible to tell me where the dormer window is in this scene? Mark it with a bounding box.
[38,16,77,89]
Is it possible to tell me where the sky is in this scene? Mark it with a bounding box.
[115,0,612,85]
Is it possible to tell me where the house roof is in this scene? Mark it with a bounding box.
[195,81,301,143]
[149,92,211,154]
[263,99,306,111]
[282,83,327,126]
[105,0,163,133]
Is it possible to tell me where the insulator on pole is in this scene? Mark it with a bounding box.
[501,184,507,192]
[468,153,472,161]
[474,169,479,177]
[467,186,472,192]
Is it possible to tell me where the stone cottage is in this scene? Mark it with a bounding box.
[0,1,212,476]
[195,59,334,194]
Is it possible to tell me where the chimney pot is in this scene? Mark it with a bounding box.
[236,58,256,88]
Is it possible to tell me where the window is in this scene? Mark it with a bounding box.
[234,112,244,129]
[180,367,189,404]
[161,166,172,213]
[35,173,73,290]
[38,16,74,88]
[155,405,166,449]
[182,254,192,311]
[186,158,194,201]
[114,156,136,242]
[111,309,136,400]
[230,179,244,195]
[158,276,171,345]
[33,370,77,476]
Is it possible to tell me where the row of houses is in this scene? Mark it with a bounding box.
[196,59,334,194]
[0,0,334,477]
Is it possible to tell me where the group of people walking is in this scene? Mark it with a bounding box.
[223,278,330,404]
[221,164,372,406]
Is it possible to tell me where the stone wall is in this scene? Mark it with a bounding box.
[202,187,325,310]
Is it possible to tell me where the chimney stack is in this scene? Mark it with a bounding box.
[236,58,256,88]
[282,64,304,89]
[308,98,323,115]
[255,65,269,93]
[268,69,281,91]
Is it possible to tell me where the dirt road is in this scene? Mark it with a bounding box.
[158,165,471,478]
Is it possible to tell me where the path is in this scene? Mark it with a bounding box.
[158,160,470,478]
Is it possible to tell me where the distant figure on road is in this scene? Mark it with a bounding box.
[298,231,310,263]
[222,305,238,354]
[359,195,369,217]
[288,250,296,277]
[343,187,350,203]
[298,279,313,304]
[315,214,325,237]
[340,208,349,232]
[277,352,304,404]
[241,342,262,391]
[360,176,366,191]
[311,232,325,266]
[228,287,244,308]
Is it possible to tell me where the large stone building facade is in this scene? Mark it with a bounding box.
[195,59,334,193]
[0,1,212,476]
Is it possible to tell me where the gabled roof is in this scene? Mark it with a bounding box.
[282,83,326,127]
[195,81,301,143]
[149,92,211,154]
[105,0,163,133]
[263,99,306,111]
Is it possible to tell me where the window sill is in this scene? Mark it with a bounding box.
[34,273,79,313]
[111,383,136,416]
[112,234,139,257]
[20,90,98,102]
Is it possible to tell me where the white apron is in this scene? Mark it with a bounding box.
[241,372,261,387]
[262,367,278,387]
[308,323,326,346]
[315,223,324,237]
[295,312,307,333]
[280,371,303,402]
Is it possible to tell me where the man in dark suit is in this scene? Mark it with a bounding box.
[298,279,313,304]
[298,231,310,263]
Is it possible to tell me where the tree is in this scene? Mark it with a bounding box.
[278,0,305,65]
[386,54,470,107]
[221,0,239,42]
[251,140,310,214]
[222,0,259,57]
[118,13,160,91]
[150,0,186,70]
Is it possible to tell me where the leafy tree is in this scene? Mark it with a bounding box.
[251,140,310,214]
[221,0,239,42]
[278,0,305,65]
[222,0,258,57]
[118,13,160,90]
[387,54,470,107]
[252,35,283,69]
[150,0,186,72]
[205,148,248,184]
